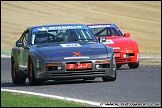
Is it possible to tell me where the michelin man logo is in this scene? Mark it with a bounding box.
[37,27,47,31]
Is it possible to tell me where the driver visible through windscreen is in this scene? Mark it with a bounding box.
[32,29,97,44]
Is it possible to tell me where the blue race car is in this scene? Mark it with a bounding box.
[11,24,117,86]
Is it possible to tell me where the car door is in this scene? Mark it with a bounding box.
[18,30,29,71]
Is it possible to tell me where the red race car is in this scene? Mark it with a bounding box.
[87,24,139,69]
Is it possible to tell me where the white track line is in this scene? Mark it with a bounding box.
[1,55,11,58]
[1,89,109,107]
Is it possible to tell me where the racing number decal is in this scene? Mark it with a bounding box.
[103,39,114,44]
[66,63,92,69]
[60,43,81,47]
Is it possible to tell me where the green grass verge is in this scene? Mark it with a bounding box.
[1,50,11,56]
[1,91,96,107]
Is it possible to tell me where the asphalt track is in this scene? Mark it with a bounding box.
[1,58,161,107]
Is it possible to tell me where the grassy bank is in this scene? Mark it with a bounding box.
[1,91,96,107]
[1,1,161,56]
[1,50,11,56]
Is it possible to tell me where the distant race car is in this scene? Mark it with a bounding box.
[11,24,117,86]
[87,24,139,69]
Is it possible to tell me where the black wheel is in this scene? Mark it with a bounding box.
[55,79,63,81]
[83,77,95,81]
[128,62,139,69]
[11,58,26,84]
[28,58,37,86]
[116,64,121,68]
[102,73,116,82]
[102,56,117,82]
[102,61,117,82]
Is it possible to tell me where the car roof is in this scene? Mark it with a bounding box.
[28,24,88,29]
[27,24,90,33]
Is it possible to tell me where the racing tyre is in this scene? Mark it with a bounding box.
[28,58,39,86]
[128,62,139,69]
[102,70,117,82]
[11,58,26,84]
[102,74,116,82]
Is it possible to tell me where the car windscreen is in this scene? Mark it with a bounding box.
[90,27,123,37]
[31,29,97,44]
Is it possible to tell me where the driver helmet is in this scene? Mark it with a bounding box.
[35,33,48,42]
[70,30,78,40]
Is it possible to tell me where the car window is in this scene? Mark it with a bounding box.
[19,30,29,45]
[91,27,123,36]
[31,29,97,44]
[24,33,28,44]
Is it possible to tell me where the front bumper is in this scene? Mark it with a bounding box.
[114,50,139,64]
[35,59,116,81]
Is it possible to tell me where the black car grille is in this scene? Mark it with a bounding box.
[50,70,105,77]
[116,58,132,63]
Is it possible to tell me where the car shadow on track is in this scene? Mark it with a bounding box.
[117,67,130,70]
[1,78,111,87]
[1,82,29,87]
[42,79,104,86]
[117,64,130,70]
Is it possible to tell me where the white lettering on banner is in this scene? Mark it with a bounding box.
[37,27,47,31]
[35,26,82,32]
[49,26,82,30]
[88,25,111,28]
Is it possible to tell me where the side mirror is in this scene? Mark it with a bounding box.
[16,40,25,47]
[124,33,130,38]
[100,37,106,43]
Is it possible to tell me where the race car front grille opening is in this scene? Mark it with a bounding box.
[46,62,62,71]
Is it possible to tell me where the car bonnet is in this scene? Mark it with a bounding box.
[34,43,108,60]
[102,37,134,50]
